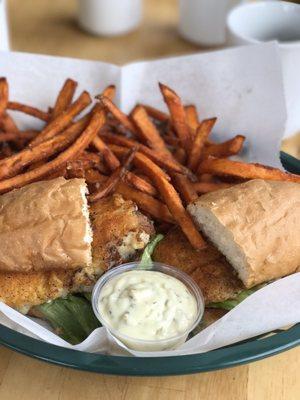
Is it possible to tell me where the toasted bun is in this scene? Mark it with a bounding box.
[188,179,300,288]
[0,177,92,272]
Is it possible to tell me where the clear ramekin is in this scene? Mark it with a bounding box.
[92,262,204,352]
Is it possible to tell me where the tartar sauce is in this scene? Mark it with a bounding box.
[97,270,198,342]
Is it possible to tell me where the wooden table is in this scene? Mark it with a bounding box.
[0,1,299,399]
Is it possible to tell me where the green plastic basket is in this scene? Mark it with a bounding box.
[0,151,299,376]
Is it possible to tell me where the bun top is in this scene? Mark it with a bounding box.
[0,177,92,272]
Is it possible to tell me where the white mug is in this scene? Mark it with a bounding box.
[78,0,142,37]
[227,1,300,48]
[178,0,242,46]
[227,1,300,141]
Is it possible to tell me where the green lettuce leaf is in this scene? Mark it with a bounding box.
[35,294,101,345]
[139,234,164,268]
[207,285,265,311]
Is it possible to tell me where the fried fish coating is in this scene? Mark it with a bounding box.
[153,227,244,304]
[0,194,154,312]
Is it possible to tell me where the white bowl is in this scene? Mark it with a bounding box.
[227,1,300,48]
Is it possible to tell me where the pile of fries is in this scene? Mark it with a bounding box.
[0,77,299,249]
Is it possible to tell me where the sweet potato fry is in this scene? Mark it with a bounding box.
[0,112,19,134]
[30,91,92,145]
[107,144,171,181]
[8,102,49,122]
[198,157,300,183]
[198,173,215,183]
[89,148,136,202]
[193,181,233,194]
[0,130,36,143]
[159,83,191,149]
[93,135,120,171]
[102,85,116,100]
[51,78,78,119]
[0,78,8,117]
[0,115,90,179]
[173,147,186,164]
[0,105,105,193]
[163,135,181,146]
[120,148,206,249]
[67,151,104,172]
[184,105,199,135]
[97,95,137,134]
[116,181,174,223]
[84,169,107,186]
[188,117,217,171]
[172,173,198,204]
[125,171,158,197]
[0,143,13,158]
[203,135,245,158]
[101,132,189,176]
[43,166,67,180]
[130,105,171,154]
[140,104,169,122]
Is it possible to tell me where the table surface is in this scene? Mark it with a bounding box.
[1,1,299,399]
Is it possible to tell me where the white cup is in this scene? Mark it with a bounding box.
[178,0,242,47]
[227,1,300,48]
[78,0,142,37]
[227,1,300,143]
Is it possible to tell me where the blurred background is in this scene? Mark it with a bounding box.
[2,0,300,157]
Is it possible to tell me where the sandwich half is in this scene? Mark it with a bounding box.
[0,179,154,312]
[188,179,300,288]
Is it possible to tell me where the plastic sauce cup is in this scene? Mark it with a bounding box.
[92,262,204,352]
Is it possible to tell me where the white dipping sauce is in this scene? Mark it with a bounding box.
[98,270,198,342]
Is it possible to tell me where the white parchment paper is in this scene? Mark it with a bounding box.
[0,42,296,357]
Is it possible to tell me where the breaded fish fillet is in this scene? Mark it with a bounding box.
[153,227,244,304]
[0,194,154,312]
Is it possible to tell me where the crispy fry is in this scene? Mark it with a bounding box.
[203,135,245,158]
[97,95,137,134]
[0,78,8,117]
[0,112,19,134]
[188,118,216,171]
[198,173,215,182]
[116,181,174,223]
[89,148,136,202]
[198,157,300,183]
[93,135,120,171]
[52,78,78,119]
[102,85,116,100]
[172,173,198,204]
[92,135,157,195]
[130,105,171,154]
[0,115,89,180]
[140,104,169,122]
[125,171,158,197]
[159,83,191,149]
[84,169,107,185]
[163,135,181,146]
[107,144,171,181]
[173,147,186,164]
[44,165,67,180]
[0,130,36,143]
[184,105,199,135]
[30,91,92,145]
[8,102,49,122]
[120,148,206,249]
[66,151,105,173]
[101,132,189,176]
[0,143,13,158]
[193,181,233,193]
[0,106,105,193]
